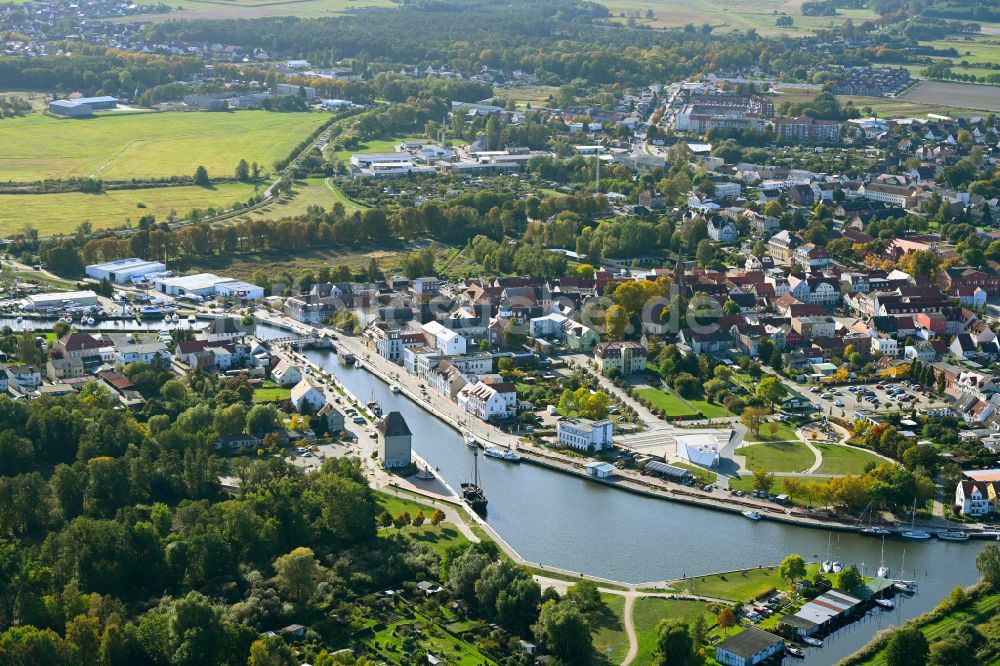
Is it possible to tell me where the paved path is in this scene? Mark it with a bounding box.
[801,437,824,474]
[621,596,638,666]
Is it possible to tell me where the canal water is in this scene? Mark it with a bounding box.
[254,324,982,665]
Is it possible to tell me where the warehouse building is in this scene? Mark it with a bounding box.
[86,258,167,284]
[155,273,264,301]
[778,589,863,637]
[49,96,118,117]
[23,290,100,311]
[715,626,784,666]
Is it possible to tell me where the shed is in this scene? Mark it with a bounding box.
[586,461,616,478]
[715,626,784,666]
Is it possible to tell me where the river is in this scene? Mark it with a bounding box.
[253,330,979,665]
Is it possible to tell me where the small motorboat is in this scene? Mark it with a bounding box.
[937,530,969,542]
[861,526,892,536]
[171,313,179,322]
[831,561,843,573]
[820,560,832,573]
[785,645,805,659]
[484,447,521,462]
[877,565,890,578]
[801,636,823,647]
[85,316,96,326]
[465,435,478,448]
[875,598,895,610]
[894,581,917,593]
[390,385,401,394]
[187,314,197,323]
[415,466,434,480]
[742,510,762,521]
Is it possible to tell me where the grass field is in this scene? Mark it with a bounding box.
[252,387,291,403]
[0,182,257,236]
[687,399,733,419]
[591,594,629,663]
[678,566,781,601]
[635,388,698,418]
[742,420,798,442]
[0,111,327,182]
[736,440,815,473]
[814,443,884,475]
[899,80,1000,113]
[127,0,395,21]
[598,0,878,36]
[773,88,989,118]
[632,598,714,665]
[249,177,367,219]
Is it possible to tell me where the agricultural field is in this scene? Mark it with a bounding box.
[0,111,327,182]
[0,182,257,236]
[899,80,1000,113]
[772,88,987,118]
[128,0,396,21]
[598,0,878,36]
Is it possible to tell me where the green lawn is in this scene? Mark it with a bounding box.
[335,136,417,163]
[736,441,815,473]
[677,566,782,602]
[248,177,366,219]
[252,387,291,403]
[743,420,798,442]
[814,443,885,476]
[0,110,327,181]
[591,594,629,663]
[369,610,497,666]
[635,388,698,418]
[633,597,714,665]
[374,492,469,556]
[0,183,258,236]
[672,462,718,486]
[687,399,733,419]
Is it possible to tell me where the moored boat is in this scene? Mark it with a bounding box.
[742,510,762,521]
[831,561,843,573]
[901,530,932,540]
[465,435,478,448]
[820,560,832,573]
[390,384,401,394]
[484,447,521,462]
[461,449,488,514]
[785,645,805,659]
[801,636,822,647]
[875,598,895,610]
[937,530,969,542]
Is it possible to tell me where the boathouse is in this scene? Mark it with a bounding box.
[778,589,863,637]
[715,626,784,666]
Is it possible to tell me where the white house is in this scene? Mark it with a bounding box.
[457,380,517,421]
[676,434,720,468]
[115,342,171,366]
[272,359,303,386]
[955,480,994,516]
[290,377,325,413]
[5,365,41,391]
[557,418,613,452]
[871,336,898,357]
[423,321,467,356]
[707,217,738,243]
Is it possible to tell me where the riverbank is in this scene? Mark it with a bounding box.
[260,314,972,542]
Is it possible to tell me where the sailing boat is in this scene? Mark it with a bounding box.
[461,448,488,515]
[821,533,832,573]
[901,500,931,540]
[367,389,383,417]
[876,536,890,579]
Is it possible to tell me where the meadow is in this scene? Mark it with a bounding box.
[598,0,879,36]
[248,177,367,220]
[0,182,257,236]
[0,110,328,182]
[128,0,395,21]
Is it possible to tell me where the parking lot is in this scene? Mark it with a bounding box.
[806,380,947,415]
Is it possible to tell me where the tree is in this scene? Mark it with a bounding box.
[235,159,251,182]
[722,299,740,315]
[248,636,294,666]
[695,239,715,267]
[377,511,393,529]
[837,565,862,592]
[193,166,210,187]
[756,377,787,407]
[977,543,1000,589]
[717,608,736,636]
[752,468,775,493]
[412,510,425,527]
[655,619,694,666]
[779,554,806,583]
[533,600,592,663]
[884,627,929,666]
[605,304,629,340]
[273,547,322,604]
[246,403,279,436]
[430,509,445,526]
[565,580,603,618]
[740,406,769,436]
